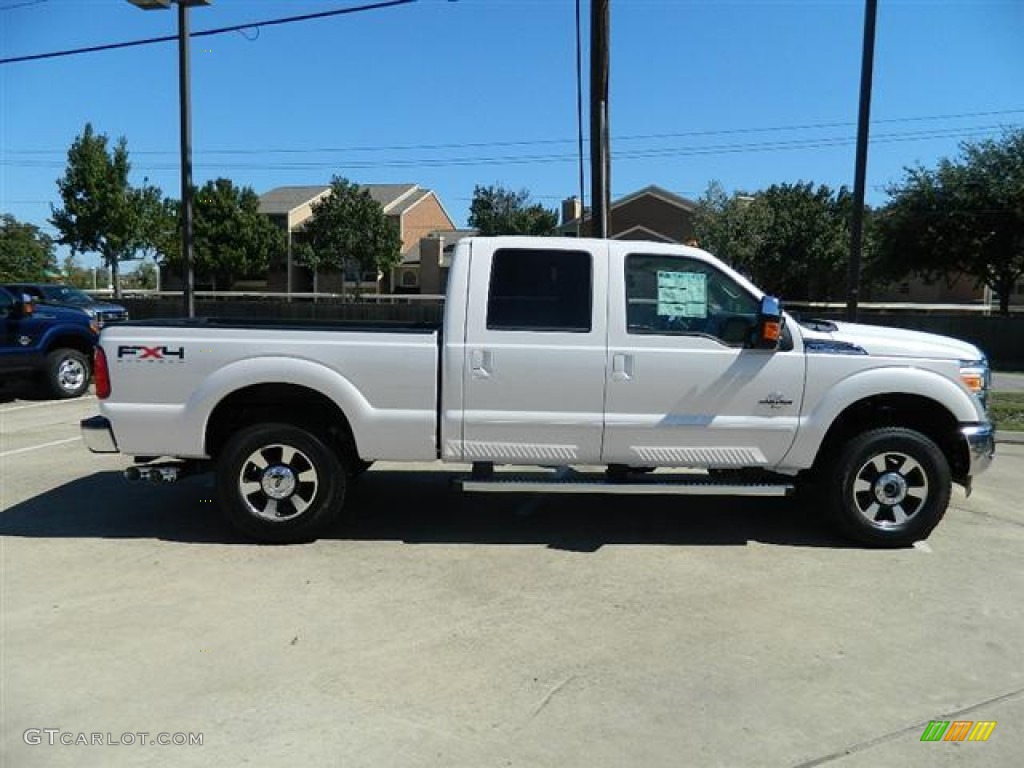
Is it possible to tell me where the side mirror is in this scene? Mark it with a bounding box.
[751,295,783,350]
[19,293,36,316]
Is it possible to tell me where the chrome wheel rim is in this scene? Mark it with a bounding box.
[238,443,319,522]
[852,451,929,529]
[58,357,86,392]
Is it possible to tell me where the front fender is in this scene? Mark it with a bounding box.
[39,323,96,352]
[781,365,983,470]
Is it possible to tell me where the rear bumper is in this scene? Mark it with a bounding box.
[81,415,119,453]
[961,422,995,476]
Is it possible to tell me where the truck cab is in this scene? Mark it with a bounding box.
[443,238,805,469]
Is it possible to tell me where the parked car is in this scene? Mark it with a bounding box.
[3,282,129,327]
[0,285,98,398]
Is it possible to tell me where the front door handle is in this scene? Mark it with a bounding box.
[470,349,492,379]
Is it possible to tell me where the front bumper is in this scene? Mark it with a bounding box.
[961,422,995,476]
[81,415,119,454]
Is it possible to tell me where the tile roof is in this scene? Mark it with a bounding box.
[362,184,420,211]
[612,184,699,211]
[259,183,424,216]
[257,185,331,215]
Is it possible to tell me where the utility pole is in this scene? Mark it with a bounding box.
[847,0,878,322]
[127,0,209,318]
[177,0,197,318]
[589,0,611,239]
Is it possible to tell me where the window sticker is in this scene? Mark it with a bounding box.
[656,270,707,318]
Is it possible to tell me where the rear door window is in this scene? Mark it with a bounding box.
[487,248,592,332]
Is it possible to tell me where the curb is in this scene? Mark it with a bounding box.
[995,431,1024,445]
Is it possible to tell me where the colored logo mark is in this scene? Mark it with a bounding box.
[920,720,996,742]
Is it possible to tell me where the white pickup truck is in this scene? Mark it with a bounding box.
[81,236,994,546]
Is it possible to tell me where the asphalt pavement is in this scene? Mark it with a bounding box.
[1,394,1022,767]
[992,371,1024,392]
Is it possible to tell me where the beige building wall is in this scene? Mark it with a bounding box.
[287,192,331,231]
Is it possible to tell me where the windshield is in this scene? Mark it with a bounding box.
[41,285,93,305]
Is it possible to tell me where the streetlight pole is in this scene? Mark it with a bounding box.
[127,0,209,318]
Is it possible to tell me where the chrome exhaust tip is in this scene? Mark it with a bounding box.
[125,464,183,484]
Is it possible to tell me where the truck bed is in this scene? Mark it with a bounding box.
[97,318,442,461]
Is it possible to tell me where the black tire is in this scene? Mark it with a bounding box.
[45,348,90,399]
[825,427,951,547]
[216,423,346,543]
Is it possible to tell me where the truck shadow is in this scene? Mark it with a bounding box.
[0,468,854,549]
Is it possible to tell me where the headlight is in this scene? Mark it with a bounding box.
[959,357,990,410]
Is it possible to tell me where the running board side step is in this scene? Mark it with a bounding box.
[459,475,794,497]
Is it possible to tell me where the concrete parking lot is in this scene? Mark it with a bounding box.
[2,393,1022,767]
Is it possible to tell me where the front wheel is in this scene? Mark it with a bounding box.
[45,348,91,399]
[216,423,346,543]
[826,427,951,547]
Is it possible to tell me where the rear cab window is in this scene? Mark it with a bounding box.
[486,248,593,332]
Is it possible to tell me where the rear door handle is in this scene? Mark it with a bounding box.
[470,349,492,378]
[612,352,633,381]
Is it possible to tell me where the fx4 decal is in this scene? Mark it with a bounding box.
[117,345,185,361]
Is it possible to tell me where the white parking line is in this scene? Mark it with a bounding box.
[0,397,96,414]
[0,436,82,458]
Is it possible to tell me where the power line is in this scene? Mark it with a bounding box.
[3,123,1012,173]
[7,108,1022,158]
[0,0,417,65]
[0,0,47,11]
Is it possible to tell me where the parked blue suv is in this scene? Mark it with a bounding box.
[3,282,129,327]
[0,285,99,398]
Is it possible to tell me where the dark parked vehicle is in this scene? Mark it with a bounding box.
[0,286,98,398]
[3,282,129,326]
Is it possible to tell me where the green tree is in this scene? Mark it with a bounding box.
[60,253,96,288]
[875,129,1024,314]
[304,176,402,296]
[694,181,861,302]
[0,214,56,281]
[160,179,283,290]
[468,184,558,236]
[292,241,326,295]
[126,260,158,290]
[50,123,163,298]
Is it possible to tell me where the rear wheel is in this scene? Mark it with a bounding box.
[826,427,951,547]
[45,348,90,399]
[216,423,346,543]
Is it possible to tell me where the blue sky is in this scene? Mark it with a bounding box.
[2,0,1022,270]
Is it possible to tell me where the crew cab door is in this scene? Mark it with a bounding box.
[459,240,608,464]
[602,245,806,469]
